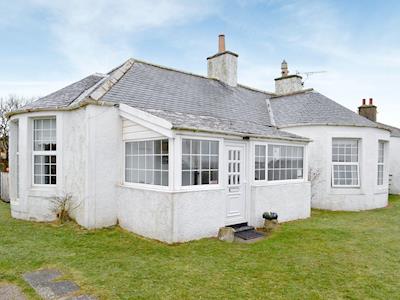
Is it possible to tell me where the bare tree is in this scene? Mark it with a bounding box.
[0,95,34,169]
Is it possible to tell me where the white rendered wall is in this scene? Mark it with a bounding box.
[173,189,225,242]
[9,106,312,243]
[284,125,390,211]
[117,187,225,243]
[389,137,400,194]
[117,186,174,242]
[250,182,311,227]
[84,105,121,228]
[9,111,88,222]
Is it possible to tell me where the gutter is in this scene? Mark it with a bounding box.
[173,126,311,143]
[6,99,117,118]
[277,122,392,134]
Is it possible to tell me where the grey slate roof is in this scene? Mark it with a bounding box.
[102,62,274,127]
[17,58,388,140]
[21,74,104,110]
[270,91,380,128]
[100,61,305,140]
[376,122,400,137]
[144,109,304,139]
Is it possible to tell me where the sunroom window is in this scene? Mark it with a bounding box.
[332,138,359,187]
[125,139,169,186]
[377,141,385,185]
[33,118,57,185]
[182,139,219,186]
[255,144,304,181]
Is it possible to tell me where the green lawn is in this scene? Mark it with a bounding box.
[1,196,400,299]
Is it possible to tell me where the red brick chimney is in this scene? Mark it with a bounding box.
[358,98,377,122]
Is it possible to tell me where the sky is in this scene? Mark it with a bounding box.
[1,0,399,126]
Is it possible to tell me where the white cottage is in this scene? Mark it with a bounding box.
[357,99,400,195]
[7,35,391,243]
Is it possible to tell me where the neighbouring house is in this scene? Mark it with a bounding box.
[7,35,391,243]
[357,99,400,195]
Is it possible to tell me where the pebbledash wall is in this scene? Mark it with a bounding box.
[8,104,311,243]
[284,125,390,211]
[389,136,400,194]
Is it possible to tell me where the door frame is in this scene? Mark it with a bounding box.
[224,140,249,225]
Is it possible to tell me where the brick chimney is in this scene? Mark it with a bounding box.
[207,34,238,86]
[358,98,377,122]
[274,60,303,95]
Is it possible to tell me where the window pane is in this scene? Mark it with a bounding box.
[33,155,56,185]
[162,171,168,186]
[333,164,359,186]
[154,171,161,185]
[210,141,219,154]
[154,140,161,154]
[201,171,210,184]
[154,155,161,170]
[182,139,219,186]
[265,144,304,182]
[182,139,191,154]
[33,118,56,152]
[201,141,210,154]
[332,139,358,162]
[182,171,191,186]
[124,139,169,186]
[332,139,360,187]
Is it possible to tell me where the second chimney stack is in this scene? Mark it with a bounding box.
[358,98,377,122]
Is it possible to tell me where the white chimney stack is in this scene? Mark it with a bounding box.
[207,34,238,87]
[275,60,303,95]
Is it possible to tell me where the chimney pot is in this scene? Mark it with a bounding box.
[218,34,225,53]
[369,98,373,105]
[362,98,366,105]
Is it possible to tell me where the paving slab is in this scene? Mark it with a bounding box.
[23,269,96,300]
[0,284,27,300]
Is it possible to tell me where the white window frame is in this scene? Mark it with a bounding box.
[122,137,170,190]
[252,141,306,185]
[331,138,360,188]
[377,141,385,186]
[181,137,220,187]
[32,117,57,187]
[177,135,223,191]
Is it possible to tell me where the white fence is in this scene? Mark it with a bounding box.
[0,172,10,202]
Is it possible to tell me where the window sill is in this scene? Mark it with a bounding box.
[175,185,224,193]
[117,183,224,193]
[251,179,308,187]
[118,183,171,192]
[28,186,58,198]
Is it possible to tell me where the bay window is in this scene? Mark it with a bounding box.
[254,144,304,181]
[125,139,169,186]
[182,139,219,186]
[33,118,57,185]
[332,138,359,187]
[377,141,385,185]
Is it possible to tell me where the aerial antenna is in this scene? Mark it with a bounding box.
[296,70,327,80]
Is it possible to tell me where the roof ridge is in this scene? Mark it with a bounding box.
[128,57,275,95]
[90,58,135,101]
[131,58,212,81]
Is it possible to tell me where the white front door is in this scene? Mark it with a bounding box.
[225,143,246,225]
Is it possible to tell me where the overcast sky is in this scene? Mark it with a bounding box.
[1,0,399,126]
